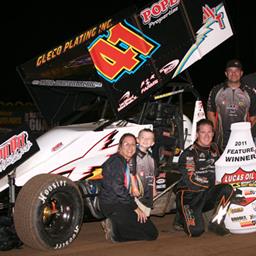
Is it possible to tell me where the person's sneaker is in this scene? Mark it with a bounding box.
[173,222,184,231]
[101,218,117,242]
[208,222,230,236]
[172,213,184,231]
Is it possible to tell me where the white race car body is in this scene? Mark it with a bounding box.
[0,121,153,192]
[0,116,192,192]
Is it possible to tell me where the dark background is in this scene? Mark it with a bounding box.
[4,0,256,103]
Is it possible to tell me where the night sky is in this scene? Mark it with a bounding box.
[5,0,256,103]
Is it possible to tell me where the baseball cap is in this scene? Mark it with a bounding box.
[225,59,243,69]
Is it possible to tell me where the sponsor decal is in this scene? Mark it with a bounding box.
[156,184,166,189]
[140,0,180,27]
[228,207,244,214]
[202,4,225,29]
[0,131,32,172]
[118,91,138,111]
[51,142,63,152]
[222,169,256,206]
[88,20,160,83]
[231,216,247,222]
[156,178,165,184]
[240,220,256,228]
[159,59,179,75]
[221,168,256,184]
[156,184,166,190]
[36,19,113,67]
[244,190,256,196]
[140,74,159,94]
[195,176,208,184]
[32,79,102,88]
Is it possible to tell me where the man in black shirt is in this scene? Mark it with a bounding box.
[207,59,256,151]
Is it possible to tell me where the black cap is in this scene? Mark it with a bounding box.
[226,59,243,69]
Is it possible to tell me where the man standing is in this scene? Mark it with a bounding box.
[207,59,256,152]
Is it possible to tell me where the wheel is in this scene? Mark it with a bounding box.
[13,174,84,250]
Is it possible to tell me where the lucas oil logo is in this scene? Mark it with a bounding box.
[88,20,160,83]
[221,168,256,184]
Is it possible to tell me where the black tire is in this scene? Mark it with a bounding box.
[13,174,84,250]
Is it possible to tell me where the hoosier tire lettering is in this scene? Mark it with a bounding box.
[38,180,67,203]
[54,226,80,249]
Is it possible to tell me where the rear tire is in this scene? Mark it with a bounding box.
[14,174,84,250]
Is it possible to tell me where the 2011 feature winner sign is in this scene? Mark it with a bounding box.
[225,146,256,162]
[0,125,39,179]
[215,122,256,234]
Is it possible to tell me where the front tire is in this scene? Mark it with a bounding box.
[14,174,84,250]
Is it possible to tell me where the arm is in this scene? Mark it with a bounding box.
[247,87,256,128]
[152,176,157,198]
[130,174,140,197]
[207,86,218,129]
[179,149,209,190]
[207,111,217,129]
[107,157,138,209]
[249,116,256,128]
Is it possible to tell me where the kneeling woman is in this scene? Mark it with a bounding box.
[99,133,158,242]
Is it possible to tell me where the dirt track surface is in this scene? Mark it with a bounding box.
[2,214,255,256]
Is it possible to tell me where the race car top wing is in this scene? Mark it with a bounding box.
[17,0,233,124]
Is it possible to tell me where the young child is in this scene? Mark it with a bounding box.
[130,128,158,212]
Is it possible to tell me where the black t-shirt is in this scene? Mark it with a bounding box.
[207,82,256,149]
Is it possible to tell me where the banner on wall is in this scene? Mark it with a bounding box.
[0,102,52,138]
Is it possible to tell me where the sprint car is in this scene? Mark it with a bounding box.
[0,82,197,250]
